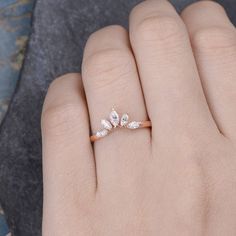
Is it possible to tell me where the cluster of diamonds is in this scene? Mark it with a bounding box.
[95,109,141,138]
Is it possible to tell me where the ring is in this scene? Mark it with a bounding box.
[90,108,152,142]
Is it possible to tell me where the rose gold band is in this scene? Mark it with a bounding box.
[90,120,152,142]
[139,120,152,128]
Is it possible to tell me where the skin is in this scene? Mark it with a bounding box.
[41,0,236,235]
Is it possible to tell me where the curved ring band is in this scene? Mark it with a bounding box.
[90,109,152,142]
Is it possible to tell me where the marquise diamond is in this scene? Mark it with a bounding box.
[120,114,129,127]
[110,109,119,127]
[101,119,112,131]
[127,121,141,129]
[96,129,109,138]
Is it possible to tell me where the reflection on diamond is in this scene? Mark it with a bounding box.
[101,119,112,130]
[127,121,141,129]
[109,109,119,127]
[96,129,109,138]
[120,114,129,127]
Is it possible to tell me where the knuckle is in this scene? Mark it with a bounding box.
[42,103,82,137]
[201,0,225,10]
[83,48,131,75]
[193,26,236,51]
[47,73,81,93]
[130,0,147,17]
[88,25,126,42]
[48,76,66,90]
[83,49,134,90]
[183,0,225,16]
[136,15,185,43]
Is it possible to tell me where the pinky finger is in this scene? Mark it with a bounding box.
[41,74,96,233]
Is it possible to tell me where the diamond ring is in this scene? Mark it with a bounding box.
[90,108,152,142]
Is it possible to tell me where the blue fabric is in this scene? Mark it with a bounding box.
[0,0,34,123]
[0,0,34,235]
[0,213,9,236]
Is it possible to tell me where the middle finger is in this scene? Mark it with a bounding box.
[130,0,218,145]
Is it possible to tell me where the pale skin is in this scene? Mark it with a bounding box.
[41,0,236,235]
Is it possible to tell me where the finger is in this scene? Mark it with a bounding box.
[129,0,218,144]
[82,26,151,192]
[182,1,236,143]
[41,74,96,232]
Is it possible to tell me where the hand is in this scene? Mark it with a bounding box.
[41,1,236,235]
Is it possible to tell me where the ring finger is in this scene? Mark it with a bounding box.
[82,25,151,191]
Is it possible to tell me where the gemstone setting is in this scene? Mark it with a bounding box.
[93,109,147,140]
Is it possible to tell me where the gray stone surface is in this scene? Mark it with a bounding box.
[0,0,235,235]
